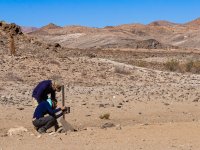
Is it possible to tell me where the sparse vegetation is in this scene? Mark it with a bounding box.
[114,65,131,75]
[99,113,110,120]
[164,59,200,74]
[87,52,96,58]
[186,60,194,72]
[191,61,200,74]
[165,59,179,71]
[137,60,147,67]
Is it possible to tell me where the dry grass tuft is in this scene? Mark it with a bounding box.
[114,65,131,75]
[165,59,179,71]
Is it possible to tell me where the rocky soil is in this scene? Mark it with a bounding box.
[1,21,200,150]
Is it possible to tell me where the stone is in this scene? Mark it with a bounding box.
[7,126,28,136]
[116,124,122,130]
[101,122,115,129]
[117,105,122,108]
[17,107,24,110]
[99,104,105,108]
[37,135,41,138]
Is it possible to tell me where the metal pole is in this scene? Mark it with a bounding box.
[62,85,65,119]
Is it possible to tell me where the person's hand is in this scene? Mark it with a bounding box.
[61,106,67,111]
[62,106,70,114]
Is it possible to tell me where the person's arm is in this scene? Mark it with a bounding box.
[46,103,61,116]
[54,106,70,119]
[55,112,64,119]
[50,89,56,101]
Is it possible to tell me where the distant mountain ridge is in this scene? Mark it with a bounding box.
[21,26,39,33]
[25,17,200,50]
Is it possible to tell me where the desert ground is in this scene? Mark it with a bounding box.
[1,20,200,150]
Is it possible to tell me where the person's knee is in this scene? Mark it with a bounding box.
[49,116,57,124]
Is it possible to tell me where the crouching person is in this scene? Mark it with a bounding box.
[32,98,68,134]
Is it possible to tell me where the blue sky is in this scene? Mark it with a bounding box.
[0,0,200,27]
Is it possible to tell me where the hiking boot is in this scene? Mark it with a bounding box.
[56,127,65,133]
[38,128,46,134]
[54,124,60,132]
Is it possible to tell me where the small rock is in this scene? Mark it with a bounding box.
[118,102,123,105]
[7,126,28,136]
[101,122,115,129]
[140,123,149,126]
[193,98,199,102]
[116,124,122,130]
[163,103,170,106]
[110,104,115,107]
[99,104,105,108]
[30,133,35,136]
[117,105,122,108]
[17,107,24,110]
[37,135,41,138]
[86,127,94,131]
[99,113,110,120]
[54,43,61,48]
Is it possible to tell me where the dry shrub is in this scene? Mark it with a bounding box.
[181,60,200,74]
[87,52,96,58]
[99,113,110,120]
[191,61,200,74]
[114,65,131,75]
[186,60,194,72]
[137,60,147,67]
[178,63,186,73]
[165,59,179,71]
[164,60,200,74]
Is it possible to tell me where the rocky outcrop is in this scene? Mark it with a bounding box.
[136,39,165,49]
[0,21,23,35]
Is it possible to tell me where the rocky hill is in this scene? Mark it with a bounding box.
[21,26,38,33]
[28,18,200,50]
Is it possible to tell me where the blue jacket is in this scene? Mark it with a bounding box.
[32,80,56,103]
[33,101,62,119]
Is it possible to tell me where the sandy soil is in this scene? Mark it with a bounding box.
[1,102,200,150]
[1,52,200,150]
